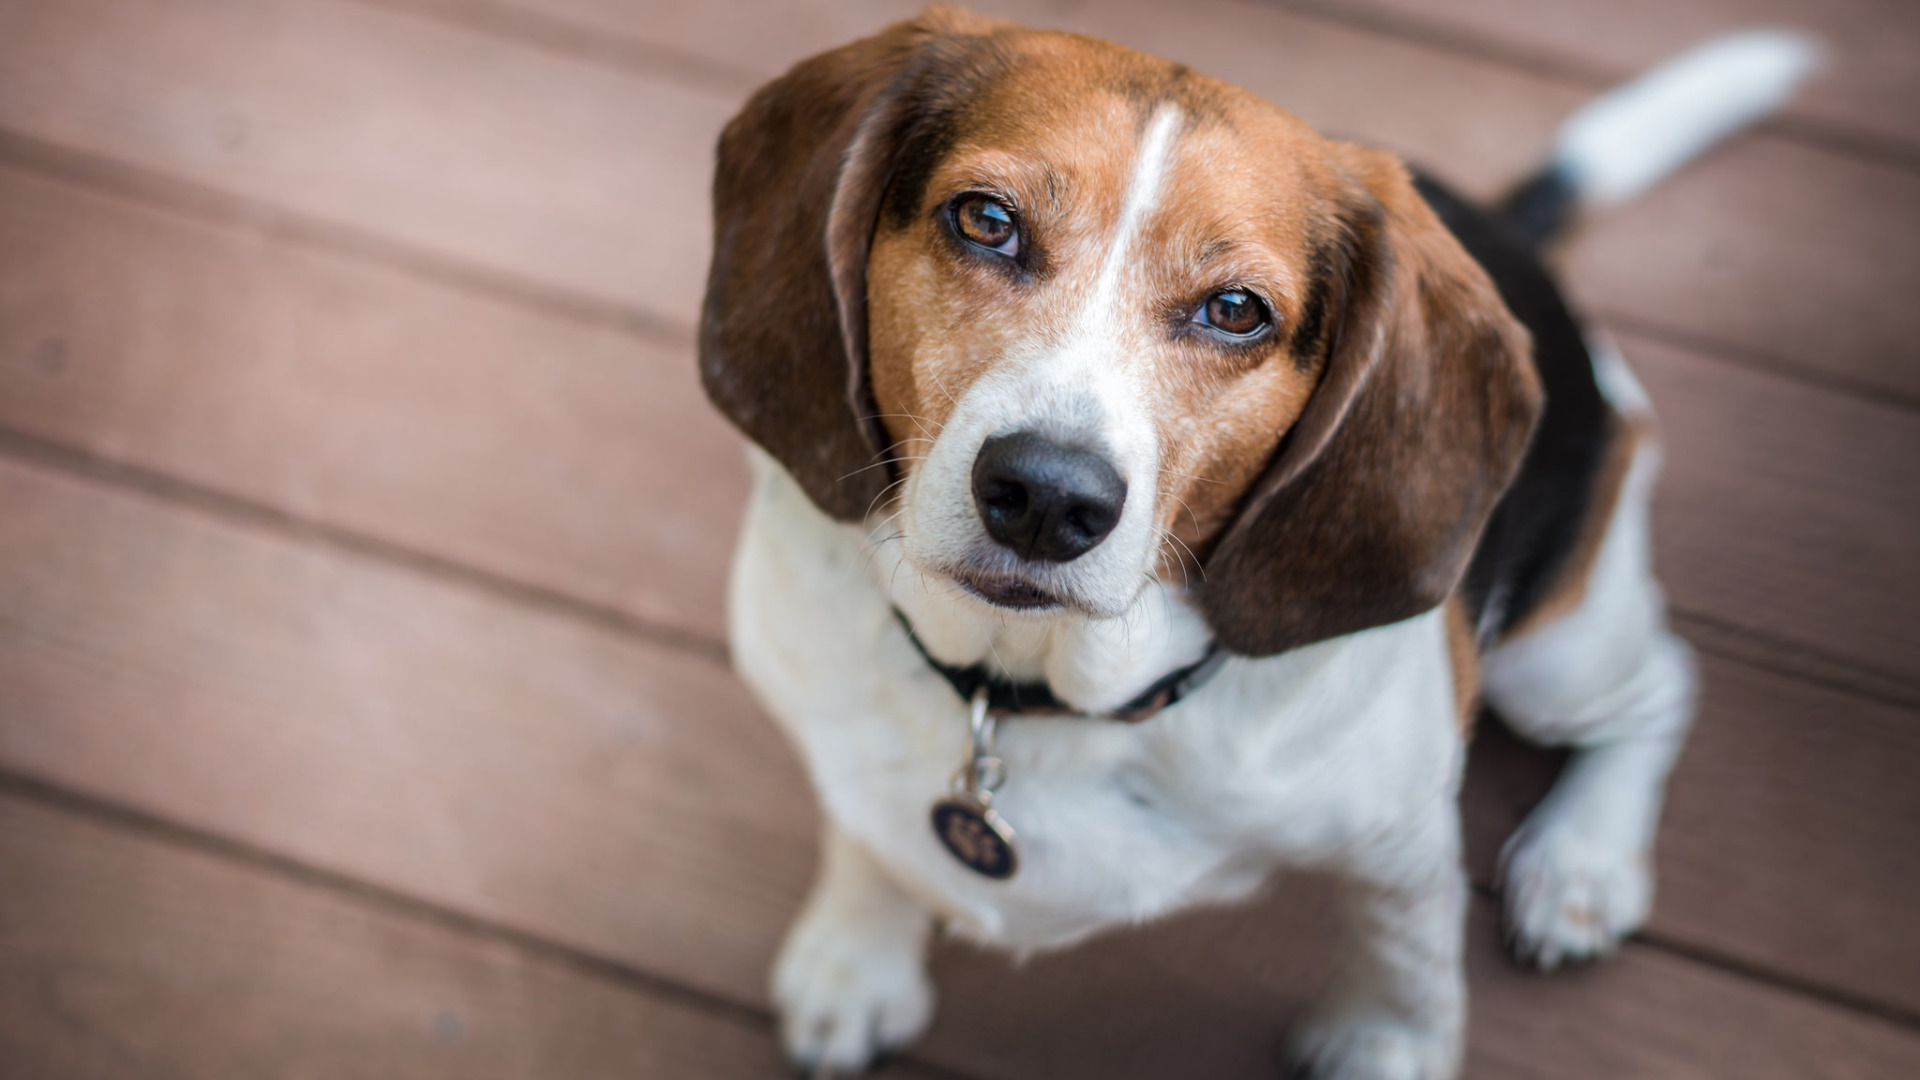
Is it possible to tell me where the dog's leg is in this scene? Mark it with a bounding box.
[1292,806,1469,1080]
[773,822,936,1075]
[1482,415,1697,970]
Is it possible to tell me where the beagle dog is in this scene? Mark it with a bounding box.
[699,11,1813,1077]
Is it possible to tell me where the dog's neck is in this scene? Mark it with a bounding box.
[864,523,1215,715]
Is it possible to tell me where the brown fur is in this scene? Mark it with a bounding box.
[700,9,1544,656]
[1194,144,1542,654]
[1445,596,1482,736]
[863,39,1343,571]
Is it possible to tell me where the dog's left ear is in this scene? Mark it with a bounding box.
[1197,145,1543,656]
[700,9,1007,522]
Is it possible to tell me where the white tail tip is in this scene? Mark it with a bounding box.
[1555,29,1822,206]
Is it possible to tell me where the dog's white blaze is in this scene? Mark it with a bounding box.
[1088,104,1183,318]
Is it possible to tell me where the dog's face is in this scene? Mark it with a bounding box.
[702,10,1542,654]
[864,54,1352,619]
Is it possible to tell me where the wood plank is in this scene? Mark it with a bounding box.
[1284,0,1920,161]
[3,0,1915,399]
[0,791,940,1080]
[3,158,1913,688]
[2,452,1918,1030]
[1459,902,1920,1080]
[1566,140,1920,403]
[1631,328,1920,687]
[7,794,1916,1080]
[464,0,1920,400]
[0,456,813,1009]
[423,0,1920,162]
[924,897,1920,1080]
[0,0,733,318]
[1462,645,1920,1019]
[0,161,744,644]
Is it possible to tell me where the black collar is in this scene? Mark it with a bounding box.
[895,609,1226,722]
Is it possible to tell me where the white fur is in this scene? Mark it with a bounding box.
[730,59,1729,1074]
[733,447,1471,1077]
[894,106,1184,621]
[1555,29,1820,205]
[734,340,1695,1077]
[772,824,936,1072]
[1482,338,1696,969]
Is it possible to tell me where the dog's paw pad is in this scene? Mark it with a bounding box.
[1289,1013,1459,1080]
[772,920,934,1075]
[1499,824,1651,971]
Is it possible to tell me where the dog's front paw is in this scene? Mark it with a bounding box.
[1288,1010,1460,1080]
[1498,815,1651,971]
[772,905,935,1076]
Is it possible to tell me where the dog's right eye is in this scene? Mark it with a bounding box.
[951,194,1020,257]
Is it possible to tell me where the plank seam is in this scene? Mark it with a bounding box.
[1465,882,1920,1036]
[353,0,1920,175]
[350,0,763,95]
[6,762,1915,1065]
[0,768,992,1080]
[1,123,1909,419]
[1597,309,1920,414]
[0,426,730,665]
[4,420,1916,726]
[3,437,1917,1042]
[1252,0,1920,174]
[1670,610,1920,712]
[0,129,694,355]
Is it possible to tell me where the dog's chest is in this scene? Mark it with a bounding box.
[799,673,1288,947]
[728,456,1458,949]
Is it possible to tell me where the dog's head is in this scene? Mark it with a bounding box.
[701,8,1541,656]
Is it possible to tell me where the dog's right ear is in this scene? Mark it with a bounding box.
[700,8,1007,522]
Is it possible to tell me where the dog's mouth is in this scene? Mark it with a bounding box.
[955,571,1062,611]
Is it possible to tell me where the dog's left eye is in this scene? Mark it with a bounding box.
[1195,289,1270,338]
[951,194,1020,256]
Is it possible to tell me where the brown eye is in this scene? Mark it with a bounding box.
[1199,289,1268,338]
[952,194,1018,255]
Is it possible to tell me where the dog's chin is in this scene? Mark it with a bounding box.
[955,571,1064,613]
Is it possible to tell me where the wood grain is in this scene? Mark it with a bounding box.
[2,453,1916,1029]
[1284,0,1920,161]
[1,163,1912,686]
[1461,645,1920,1019]
[1632,328,1920,687]
[2,0,1915,398]
[0,455,812,1009]
[927,895,1920,1080]
[1565,137,1920,404]
[0,162,745,643]
[1,0,1915,1072]
[8,787,1916,1080]
[0,0,734,318]
[0,792,939,1080]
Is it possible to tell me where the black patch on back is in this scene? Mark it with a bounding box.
[1413,172,1614,640]
[1496,164,1580,252]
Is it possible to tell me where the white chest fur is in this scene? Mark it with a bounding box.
[728,451,1464,951]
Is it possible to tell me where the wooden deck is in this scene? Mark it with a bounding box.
[1,0,1915,1075]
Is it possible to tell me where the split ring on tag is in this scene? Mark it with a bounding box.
[930,687,1019,879]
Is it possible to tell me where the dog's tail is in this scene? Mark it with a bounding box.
[1499,29,1820,250]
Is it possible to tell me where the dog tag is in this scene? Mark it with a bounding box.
[931,687,1020,879]
[931,793,1018,879]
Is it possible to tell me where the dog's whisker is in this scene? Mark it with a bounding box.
[866,410,945,442]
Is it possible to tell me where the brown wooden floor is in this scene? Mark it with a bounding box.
[1,0,1916,1076]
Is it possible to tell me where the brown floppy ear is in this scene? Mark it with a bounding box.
[699,8,1006,521]
[1196,146,1543,656]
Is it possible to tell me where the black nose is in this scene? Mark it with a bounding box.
[971,432,1127,562]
